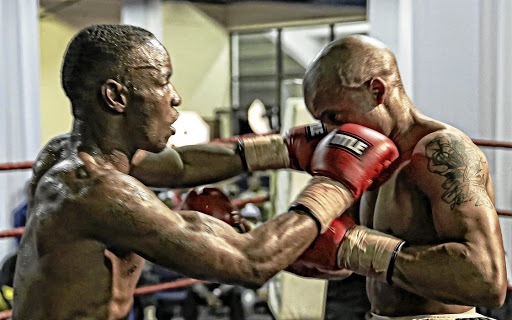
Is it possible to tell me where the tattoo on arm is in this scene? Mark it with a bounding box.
[425,134,493,210]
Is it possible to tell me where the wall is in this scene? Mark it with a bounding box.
[39,17,79,145]
[161,1,231,119]
[411,0,481,138]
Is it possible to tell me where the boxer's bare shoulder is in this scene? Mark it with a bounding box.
[30,151,133,226]
[407,127,493,209]
[28,134,72,204]
[32,135,72,178]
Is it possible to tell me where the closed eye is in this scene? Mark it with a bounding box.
[320,111,343,125]
[162,71,173,86]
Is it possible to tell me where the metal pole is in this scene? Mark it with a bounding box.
[276,28,283,131]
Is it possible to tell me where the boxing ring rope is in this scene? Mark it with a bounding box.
[133,278,206,296]
[0,136,512,319]
[0,162,34,171]
[232,196,269,207]
[0,228,24,239]
[471,139,512,149]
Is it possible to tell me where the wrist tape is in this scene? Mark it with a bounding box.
[239,134,290,171]
[291,176,354,234]
[337,225,405,283]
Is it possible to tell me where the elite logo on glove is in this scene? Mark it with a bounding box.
[311,123,400,200]
[328,131,370,158]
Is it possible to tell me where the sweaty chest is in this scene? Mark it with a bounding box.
[360,163,438,244]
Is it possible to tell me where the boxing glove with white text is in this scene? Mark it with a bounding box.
[289,124,399,234]
[311,123,399,199]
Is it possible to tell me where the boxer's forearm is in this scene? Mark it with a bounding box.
[238,212,319,285]
[130,145,245,188]
[164,210,318,288]
[391,241,506,307]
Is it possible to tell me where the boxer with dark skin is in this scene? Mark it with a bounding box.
[23,134,249,318]
[12,25,398,320]
[291,35,507,318]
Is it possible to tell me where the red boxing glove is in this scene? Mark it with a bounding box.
[285,122,329,172]
[296,214,356,270]
[311,123,399,200]
[294,214,407,284]
[182,187,251,233]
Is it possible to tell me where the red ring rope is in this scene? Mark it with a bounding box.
[232,196,269,207]
[0,162,33,171]
[471,139,512,149]
[0,227,24,238]
[134,278,205,295]
[497,210,512,217]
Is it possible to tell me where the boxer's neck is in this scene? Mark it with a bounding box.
[71,118,133,174]
[387,92,423,155]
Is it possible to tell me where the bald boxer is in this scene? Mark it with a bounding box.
[288,35,507,319]
[12,25,398,320]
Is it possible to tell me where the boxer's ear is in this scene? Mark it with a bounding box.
[369,77,386,105]
[102,79,127,113]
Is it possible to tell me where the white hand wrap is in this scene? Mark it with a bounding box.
[293,176,354,233]
[337,225,405,283]
[241,134,290,171]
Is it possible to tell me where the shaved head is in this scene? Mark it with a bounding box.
[302,35,406,133]
[304,35,402,93]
